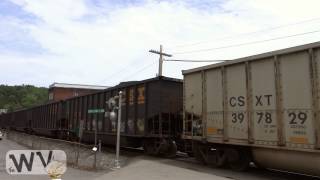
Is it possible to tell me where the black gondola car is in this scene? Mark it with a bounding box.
[1,76,183,156]
[0,112,12,129]
[30,101,64,137]
[64,76,183,156]
[1,101,63,135]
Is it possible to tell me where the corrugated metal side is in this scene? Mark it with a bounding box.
[225,64,248,142]
[279,51,315,149]
[146,80,161,135]
[0,114,2,128]
[1,113,12,128]
[55,77,181,140]
[185,47,320,151]
[183,41,320,75]
[0,114,2,127]
[144,79,182,137]
[137,84,146,135]
[127,86,137,134]
[29,101,61,131]
[314,49,320,148]
[205,68,224,140]
[184,73,203,138]
[250,58,278,146]
[12,110,27,130]
[104,91,112,132]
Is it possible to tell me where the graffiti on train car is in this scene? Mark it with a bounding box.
[137,86,145,105]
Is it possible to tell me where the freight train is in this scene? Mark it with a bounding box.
[2,42,320,176]
[0,76,183,157]
[183,41,320,176]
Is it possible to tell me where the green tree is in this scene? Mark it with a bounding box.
[0,85,48,112]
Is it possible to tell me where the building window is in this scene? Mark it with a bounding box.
[49,92,54,100]
[74,91,79,97]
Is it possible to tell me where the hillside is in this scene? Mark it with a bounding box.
[0,85,48,112]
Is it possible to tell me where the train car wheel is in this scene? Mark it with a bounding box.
[227,148,250,171]
[164,140,177,158]
[187,152,194,157]
[143,140,158,155]
[193,142,208,165]
[207,148,227,168]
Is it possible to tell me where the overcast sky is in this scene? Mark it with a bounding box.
[1,0,320,87]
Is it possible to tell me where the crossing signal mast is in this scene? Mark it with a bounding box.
[149,45,172,76]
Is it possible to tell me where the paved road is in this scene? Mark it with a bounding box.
[0,132,316,180]
[0,133,104,180]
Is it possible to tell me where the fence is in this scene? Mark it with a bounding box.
[6,131,126,171]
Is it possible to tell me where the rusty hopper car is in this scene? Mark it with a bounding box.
[8,109,29,132]
[30,101,63,136]
[61,76,183,156]
[1,101,63,135]
[0,112,12,129]
[0,113,4,128]
[0,76,182,156]
[183,42,320,176]
[0,111,25,131]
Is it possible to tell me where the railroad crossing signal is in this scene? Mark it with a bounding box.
[105,91,123,169]
[107,97,117,110]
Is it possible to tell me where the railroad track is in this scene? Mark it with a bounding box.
[15,134,319,180]
[173,155,318,180]
[69,141,318,180]
[105,145,318,180]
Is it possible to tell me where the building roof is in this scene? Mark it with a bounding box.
[49,83,109,90]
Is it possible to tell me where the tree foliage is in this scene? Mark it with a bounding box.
[0,85,48,112]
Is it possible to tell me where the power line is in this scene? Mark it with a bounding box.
[99,60,138,83]
[164,59,230,62]
[120,62,156,82]
[170,17,320,48]
[173,29,320,55]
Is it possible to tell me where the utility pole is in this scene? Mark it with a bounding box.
[149,45,172,76]
[159,45,163,76]
[115,91,122,169]
[106,91,122,169]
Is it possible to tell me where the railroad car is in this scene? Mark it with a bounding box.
[30,101,64,137]
[0,113,3,128]
[64,76,183,156]
[4,42,320,176]
[0,101,64,136]
[183,42,320,176]
[9,109,29,132]
[0,76,183,157]
[0,112,12,129]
